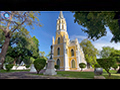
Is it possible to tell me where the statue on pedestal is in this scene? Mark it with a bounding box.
[43,45,57,75]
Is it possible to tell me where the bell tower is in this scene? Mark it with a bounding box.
[52,11,87,71]
[52,11,70,70]
[56,11,67,31]
[55,11,69,45]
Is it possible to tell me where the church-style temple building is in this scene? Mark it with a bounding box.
[52,11,87,71]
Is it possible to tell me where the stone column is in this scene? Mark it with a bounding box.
[63,41,69,70]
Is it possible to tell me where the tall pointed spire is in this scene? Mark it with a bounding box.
[59,11,64,18]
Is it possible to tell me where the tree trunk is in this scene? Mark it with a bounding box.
[0,34,11,69]
[81,68,83,71]
[37,70,39,74]
[13,58,17,65]
[107,70,111,77]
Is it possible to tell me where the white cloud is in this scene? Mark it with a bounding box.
[70,27,120,52]
[92,27,120,51]
[93,42,120,51]
[70,35,87,41]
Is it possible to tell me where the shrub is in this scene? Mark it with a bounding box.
[34,58,46,74]
[5,64,14,71]
[79,63,86,71]
[55,65,59,69]
[26,65,30,68]
[97,58,116,77]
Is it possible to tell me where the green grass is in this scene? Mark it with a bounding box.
[0,69,30,73]
[55,71,94,79]
[30,70,120,79]
[1,69,120,79]
[29,71,94,79]
[56,70,120,79]
[102,69,120,79]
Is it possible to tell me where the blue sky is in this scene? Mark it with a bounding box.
[26,11,120,57]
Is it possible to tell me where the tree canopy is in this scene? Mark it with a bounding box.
[73,11,120,43]
[99,46,115,58]
[109,50,120,63]
[80,39,99,66]
[0,11,42,69]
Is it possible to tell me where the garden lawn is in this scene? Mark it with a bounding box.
[28,71,94,79]
[0,69,30,73]
[55,71,94,79]
[102,69,120,79]
[28,70,120,79]
[1,69,120,79]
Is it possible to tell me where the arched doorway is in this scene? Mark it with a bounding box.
[71,60,75,68]
[56,59,60,69]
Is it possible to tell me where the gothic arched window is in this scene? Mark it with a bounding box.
[71,60,75,68]
[62,24,64,29]
[57,48,60,55]
[56,59,60,69]
[71,49,74,56]
[58,37,60,44]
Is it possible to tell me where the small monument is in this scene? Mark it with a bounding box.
[43,45,57,75]
[30,64,37,73]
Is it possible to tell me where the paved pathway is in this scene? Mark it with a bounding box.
[0,71,78,79]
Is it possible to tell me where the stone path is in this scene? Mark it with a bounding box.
[0,71,79,79]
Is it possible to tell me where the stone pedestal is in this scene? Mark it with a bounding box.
[30,64,37,73]
[43,59,57,75]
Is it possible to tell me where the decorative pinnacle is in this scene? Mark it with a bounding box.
[59,11,64,18]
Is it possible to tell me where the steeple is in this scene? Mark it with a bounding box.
[57,11,67,31]
[59,11,64,19]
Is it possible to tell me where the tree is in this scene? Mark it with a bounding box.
[0,29,5,50]
[80,39,99,67]
[112,63,118,70]
[45,51,51,59]
[31,36,40,59]
[4,55,14,64]
[72,11,120,43]
[97,58,117,77]
[109,50,120,72]
[6,27,33,65]
[99,46,115,58]
[0,11,42,69]
[109,50,120,63]
[79,63,86,71]
[34,58,46,74]
[39,51,47,60]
